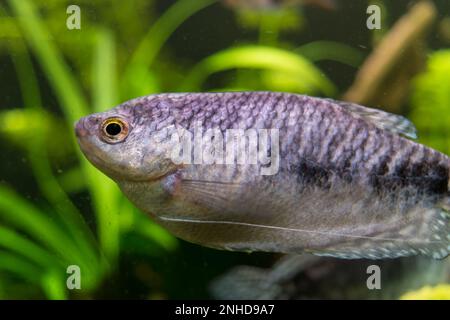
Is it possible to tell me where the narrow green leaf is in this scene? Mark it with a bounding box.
[6,30,101,268]
[0,226,62,269]
[0,185,86,267]
[8,0,90,122]
[125,0,216,73]
[181,45,336,96]
[91,28,121,263]
[0,251,43,284]
[122,0,216,97]
[296,41,366,68]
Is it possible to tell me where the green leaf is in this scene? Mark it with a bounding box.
[122,0,217,98]
[0,226,62,269]
[0,251,43,284]
[4,22,101,272]
[296,41,366,68]
[8,0,90,122]
[181,45,336,96]
[410,50,450,154]
[91,28,121,263]
[0,185,97,282]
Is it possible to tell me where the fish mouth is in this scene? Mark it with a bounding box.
[76,137,176,184]
[118,170,176,185]
[119,162,181,184]
[76,138,113,175]
[75,134,123,181]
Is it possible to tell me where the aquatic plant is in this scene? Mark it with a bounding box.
[410,50,450,155]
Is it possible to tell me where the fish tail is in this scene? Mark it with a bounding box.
[442,191,450,212]
[420,205,450,259]
[426,190,450,259]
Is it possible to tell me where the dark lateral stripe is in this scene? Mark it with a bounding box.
[295,158,334,189]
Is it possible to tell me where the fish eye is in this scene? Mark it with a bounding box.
[101,117,129,143]
[105,122,122,136]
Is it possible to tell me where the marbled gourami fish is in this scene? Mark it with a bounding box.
[75,92,450,259]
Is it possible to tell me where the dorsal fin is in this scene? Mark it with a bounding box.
[327,99,418,139]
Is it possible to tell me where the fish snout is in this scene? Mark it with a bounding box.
[75,116,101,138]
[75,119,89,138]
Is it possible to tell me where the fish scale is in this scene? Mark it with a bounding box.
[75,91,450,259]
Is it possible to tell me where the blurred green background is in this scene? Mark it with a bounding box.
[0,0,449,299]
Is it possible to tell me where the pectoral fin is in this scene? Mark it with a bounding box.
[162,175,247,214]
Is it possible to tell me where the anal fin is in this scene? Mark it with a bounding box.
[311,207,450,260]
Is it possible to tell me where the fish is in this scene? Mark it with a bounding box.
[75,91,450,260]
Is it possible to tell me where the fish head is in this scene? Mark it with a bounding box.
[74,98,178,183]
